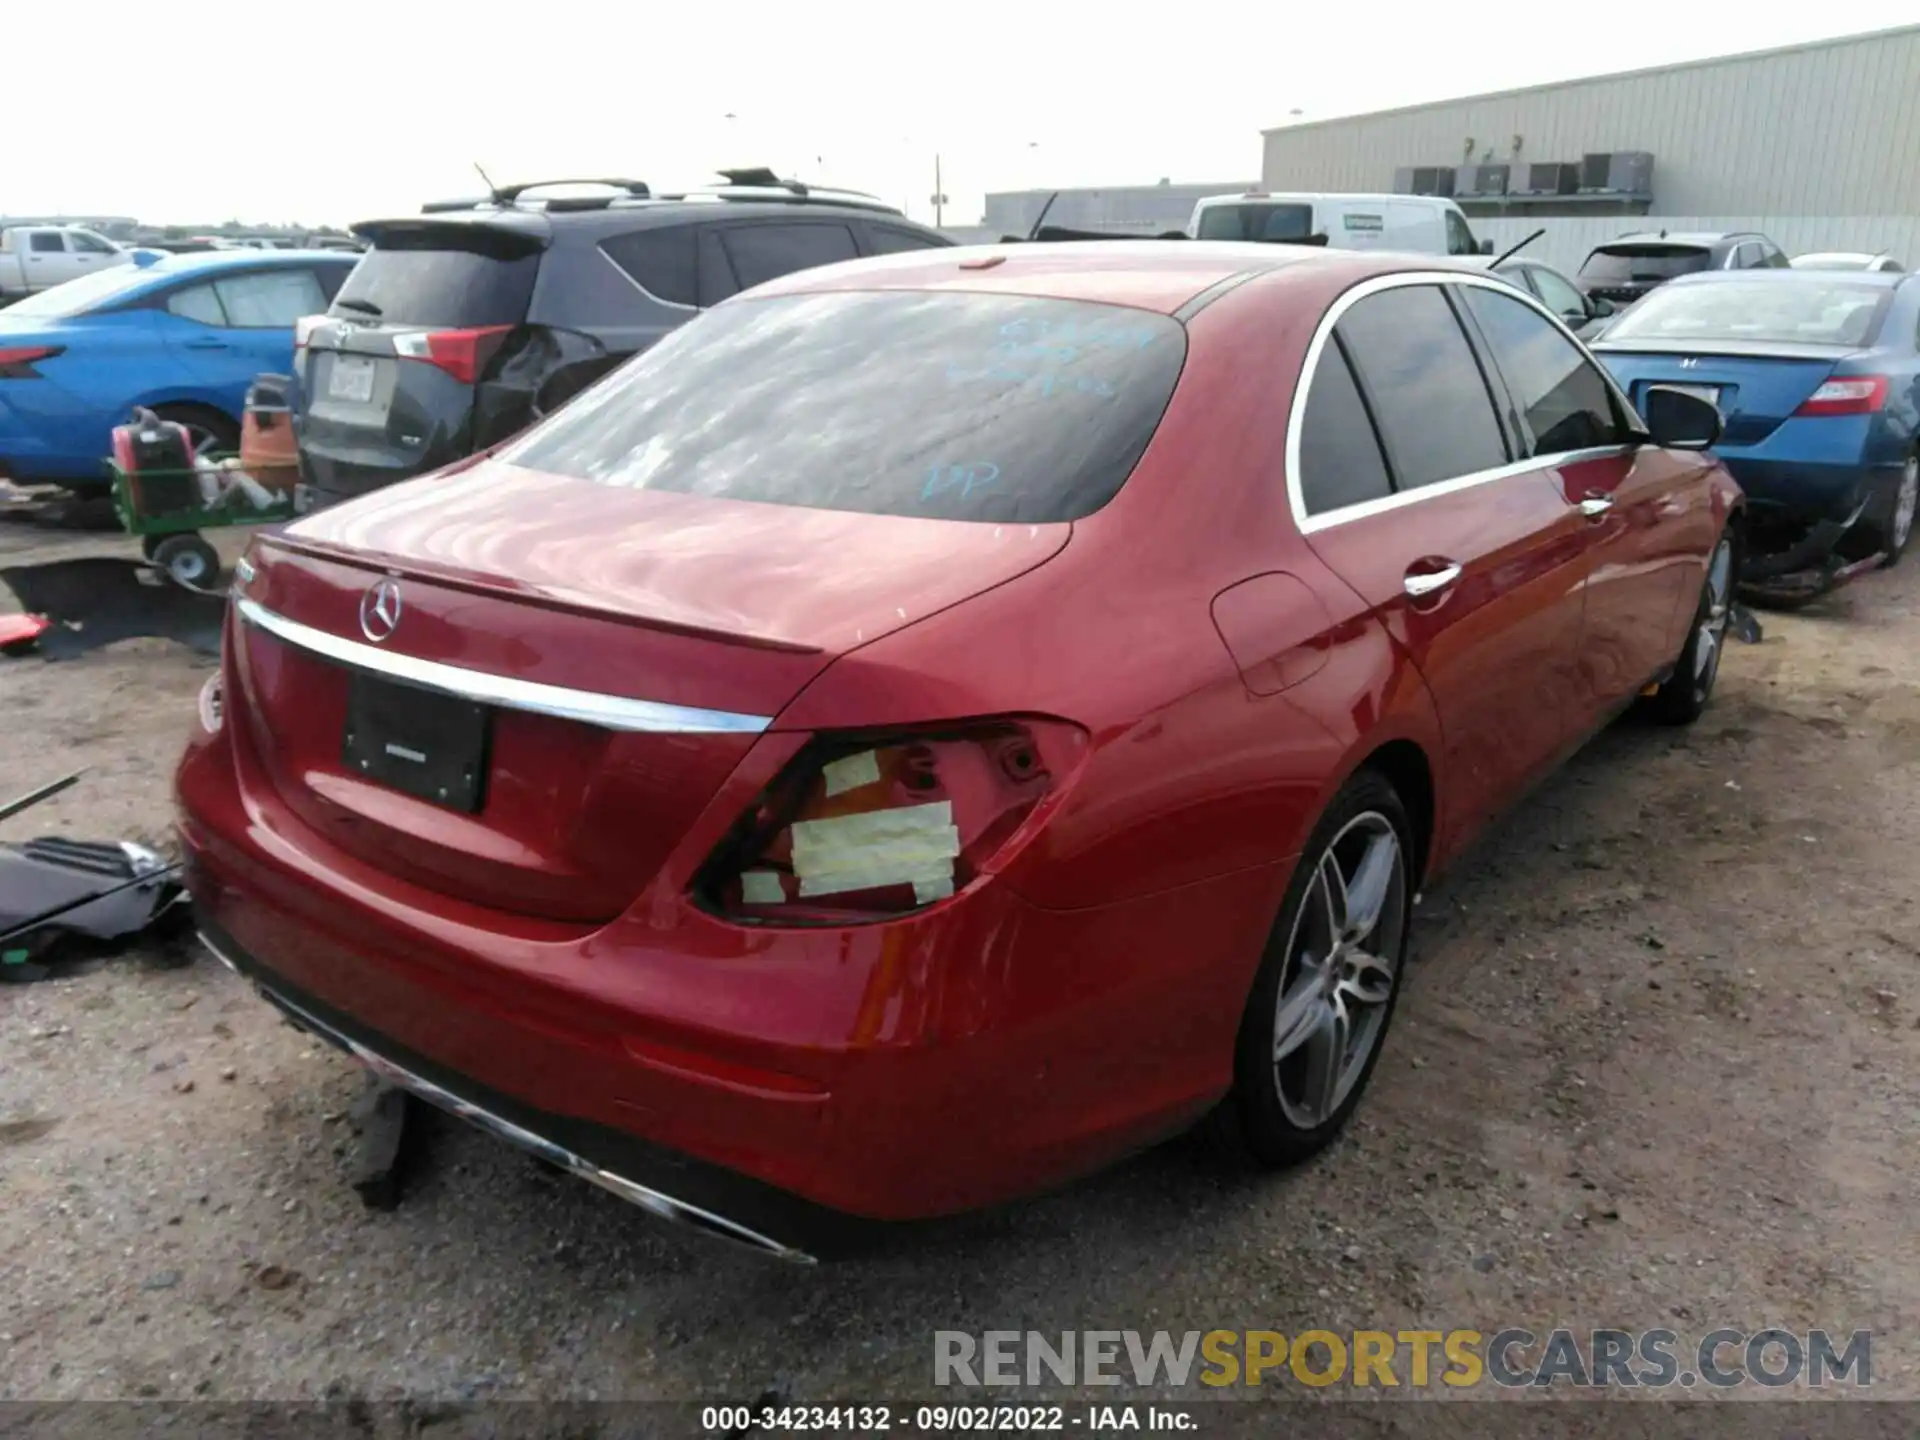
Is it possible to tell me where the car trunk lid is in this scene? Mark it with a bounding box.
[229,461,1069,922]
[1593,341,1857,447]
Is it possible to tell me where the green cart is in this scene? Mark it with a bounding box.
[107,461,299,590]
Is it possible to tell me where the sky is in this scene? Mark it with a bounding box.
[6,5,1914,229]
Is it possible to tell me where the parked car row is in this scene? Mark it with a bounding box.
[0,174,952,500]
[177,229,1749,1259]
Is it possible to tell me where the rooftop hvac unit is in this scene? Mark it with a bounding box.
[1581,151,1655,194]
[1524,162,1580,195]
[1606,151,1654,196]
[1461,164,1510,196]
[1408,166,1455,197]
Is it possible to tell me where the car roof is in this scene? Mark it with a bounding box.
[1605,232,1732,247]
[749,241,1489,316]
[130,247,355,276]
[352,197,940,246]
[1792,251,1890,263]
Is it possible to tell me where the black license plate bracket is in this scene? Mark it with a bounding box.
[342,672,490,813]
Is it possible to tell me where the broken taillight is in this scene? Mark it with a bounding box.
[696,719,1086,924]
[392,325,513,386]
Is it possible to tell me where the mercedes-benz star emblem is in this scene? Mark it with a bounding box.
[360,579,403,643]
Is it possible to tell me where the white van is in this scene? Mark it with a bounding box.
[1187,192,1488,257]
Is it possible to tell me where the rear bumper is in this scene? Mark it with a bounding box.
[1717,456,1884,525]
[0,394,105,485]
[175,724,1281,1246]
[196,917,833,1262]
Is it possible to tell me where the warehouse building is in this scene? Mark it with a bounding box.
[1260,23,1920,272]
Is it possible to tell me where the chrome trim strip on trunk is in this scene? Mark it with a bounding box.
[233,596,771,735]
[197,931,815,1265]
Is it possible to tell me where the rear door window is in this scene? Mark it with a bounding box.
[1334,285,1508,489]
[502,292,1187,524]
[718,223,859,290]
[29,232,66,253]
[212,268,328,327]
[1297,340,1393,516]
[1461,286,1624,456]
[600,226,698,307]
[697,230,739,306]
[331,232,538,326]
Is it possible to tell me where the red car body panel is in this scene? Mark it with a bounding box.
[176,244,1741,1247]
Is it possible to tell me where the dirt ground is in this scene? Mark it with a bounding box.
[1,515,1915,1407]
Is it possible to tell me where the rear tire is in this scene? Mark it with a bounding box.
[1872,456,1917,569]
[1641,526,1736,726]
[151,404,238,459]
[1208,770,1414,1168]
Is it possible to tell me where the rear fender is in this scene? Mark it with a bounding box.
[471,327,615,448]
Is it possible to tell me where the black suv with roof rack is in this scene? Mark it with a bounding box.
[1576,229,1789,309]
[293,170,953,506]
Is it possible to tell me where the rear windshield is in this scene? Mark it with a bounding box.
[502,291,1187,524]
[1194,203,1314,243]
[1600,280,1892,348]
[330,240,537,327]
[1578,245,1712,283]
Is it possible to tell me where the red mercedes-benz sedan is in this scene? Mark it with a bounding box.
[176,243,1742,1261]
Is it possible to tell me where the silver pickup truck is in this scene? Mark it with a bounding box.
[0,225,131,303]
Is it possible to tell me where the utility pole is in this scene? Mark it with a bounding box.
[930,153,949,229]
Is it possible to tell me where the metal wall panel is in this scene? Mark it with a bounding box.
[1260,26,1920,216]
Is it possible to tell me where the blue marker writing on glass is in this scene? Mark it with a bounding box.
[922,462,1002,501]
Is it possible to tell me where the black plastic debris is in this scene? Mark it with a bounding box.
[0,772,188,982]
[1728,602,1764,645]
[346,1079,419,1210]
[0,556,224,659]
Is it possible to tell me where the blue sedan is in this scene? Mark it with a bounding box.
[1591,270,1920,598]
[0,248,356,489]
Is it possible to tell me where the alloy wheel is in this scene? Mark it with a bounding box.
[1894,459,1918,553]
[1693,535,1734,701]
[1271,811,1407,1129]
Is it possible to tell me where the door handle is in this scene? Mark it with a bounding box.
[183,338,229,350]
[1403,562,1463,599]
[1580,493,1613,518]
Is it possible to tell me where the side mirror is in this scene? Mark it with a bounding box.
[1478,238,1494,255]
[1590,296,1616,318]
[1643,385,1722,451]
